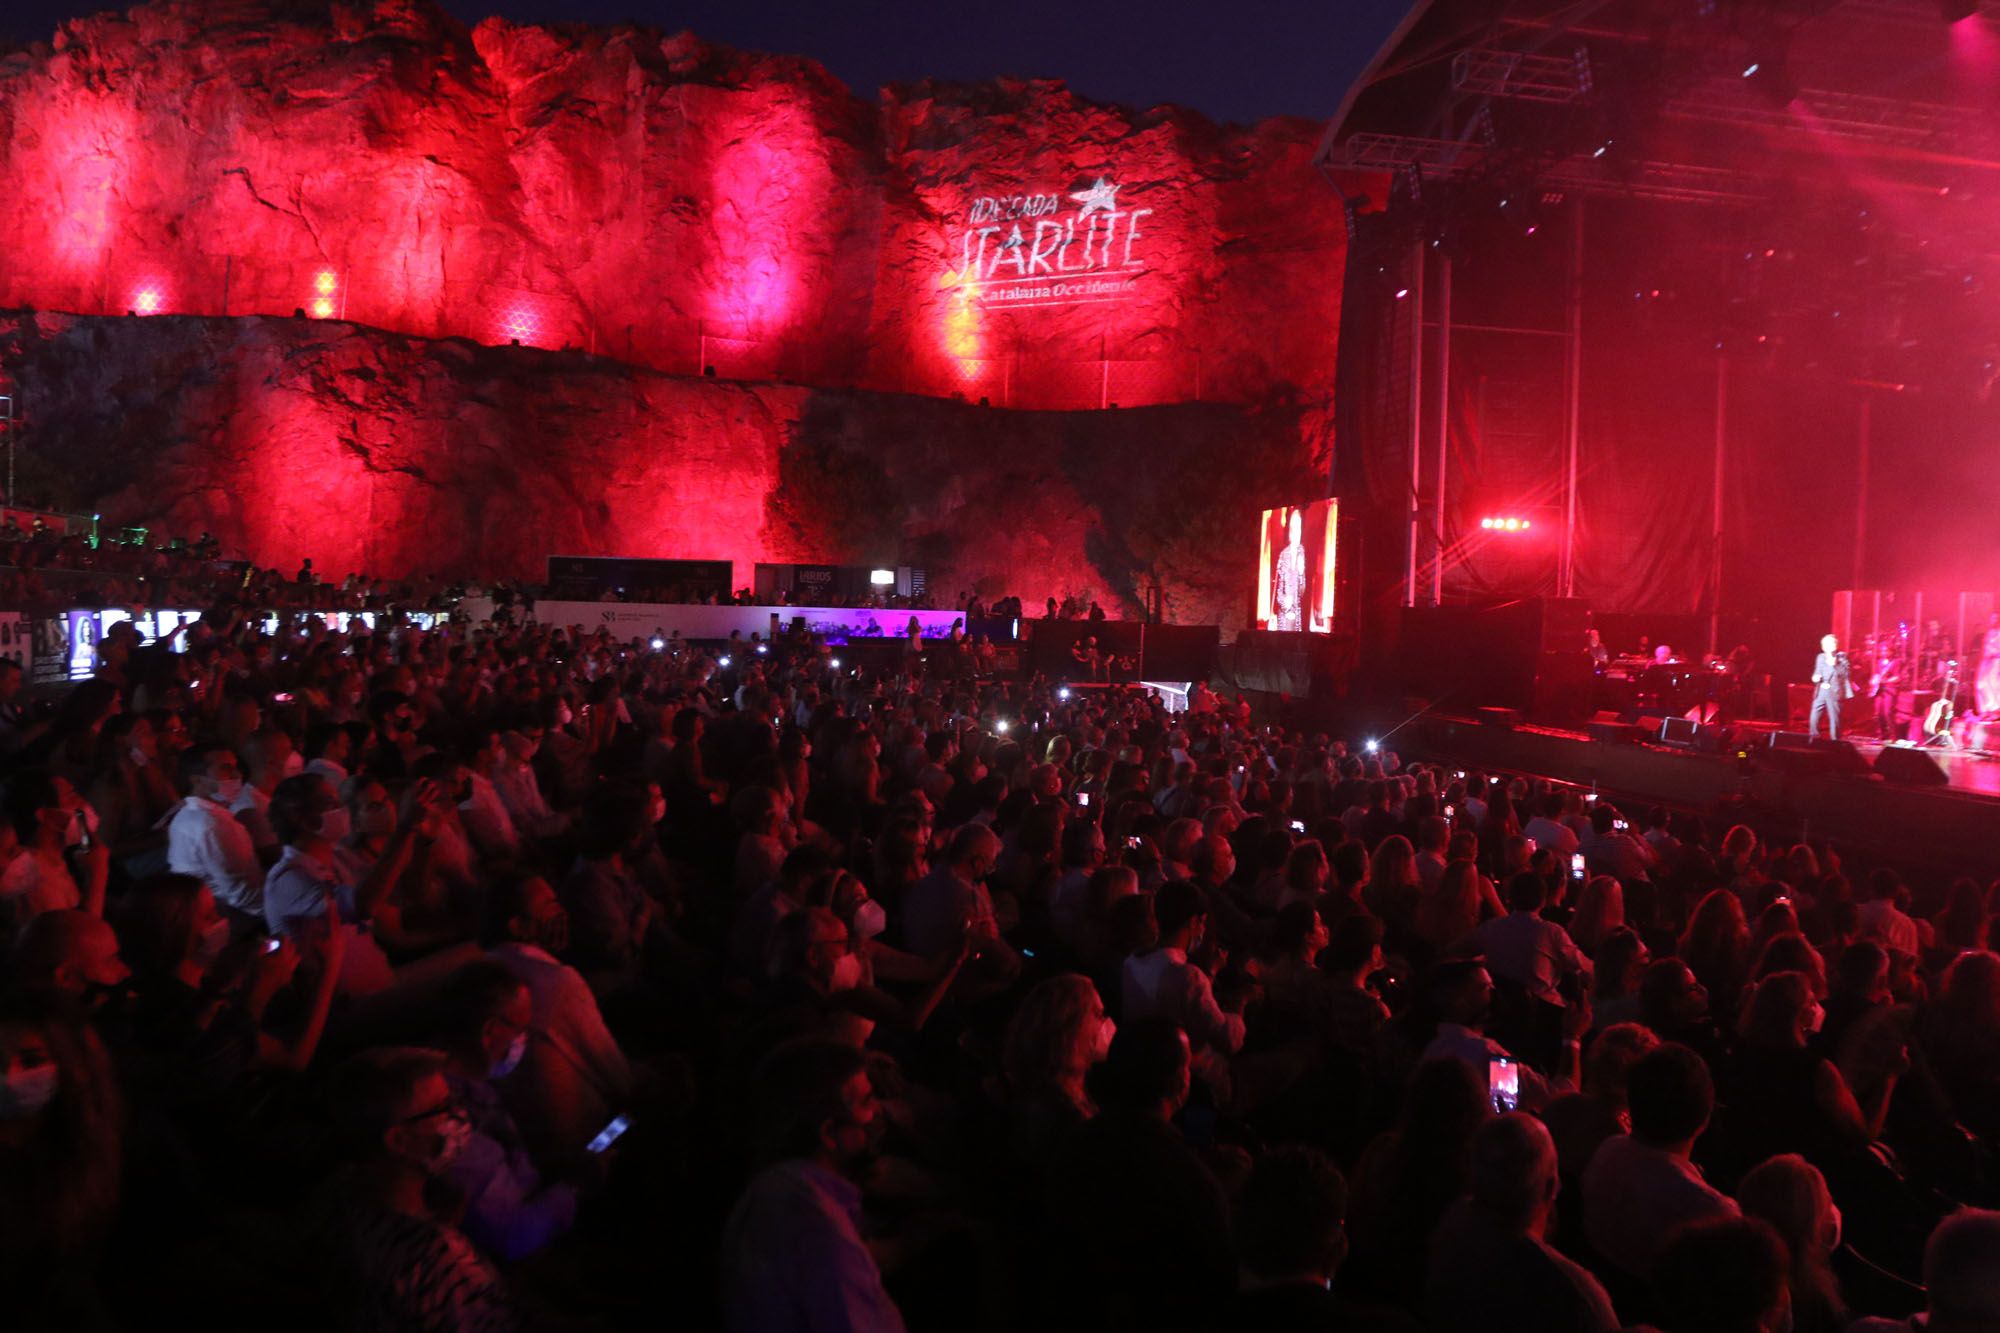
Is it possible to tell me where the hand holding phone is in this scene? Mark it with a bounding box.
[1570,853,1586,881]
[1488,1056,1520,1113]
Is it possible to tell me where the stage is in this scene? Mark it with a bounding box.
[1393,714,2000,882]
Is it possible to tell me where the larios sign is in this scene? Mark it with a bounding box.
[950,177,1153,308]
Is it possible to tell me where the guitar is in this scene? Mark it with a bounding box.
[1925,659,1960,744]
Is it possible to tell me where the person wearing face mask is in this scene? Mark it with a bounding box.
[167,746,266,921]
[455,730,521,862]
[1002,974,1116,1160]
[761,908,968,1049]
[434,961,581,1262]
[87,713,178,881]
[1,769,110,941]
[722,1038,908,1333]
[328,1047,520,1332]
[490,727,570,840]
[482,870,634,1167]
[0,1000,125,1326]
[10,909,132,1011]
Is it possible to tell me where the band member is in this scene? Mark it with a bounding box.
[1870,641,1905,738]
[1271,509,1307,632]
[1809,634,1853,740]
[1978,612,2000,717]
[1585,628,1609,669]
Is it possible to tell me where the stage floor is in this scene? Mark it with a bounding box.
[1851,742,2000,799]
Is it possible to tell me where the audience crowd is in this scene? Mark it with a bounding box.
[7,574,2000,1333]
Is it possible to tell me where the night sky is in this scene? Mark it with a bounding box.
[2,0,1413,126]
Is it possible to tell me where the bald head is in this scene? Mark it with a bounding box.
[12,909,130,1001]
[1468,1112,1560,1234]
[947,824,1001,879]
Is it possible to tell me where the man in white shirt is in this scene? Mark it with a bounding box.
[1473,873,1592,1008]
[1122,879,1244,1057]
[1578,805,1656,883]
[1420,960,1575,1109]
[1857,869,1923,960]
[167,746,266,918]
[1414,816,1451,894]
[1522,794,1580,859]
[1581,1042,1737,1279]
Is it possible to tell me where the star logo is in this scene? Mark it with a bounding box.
[1070,176,1121,218]
[1000,224,1026,250]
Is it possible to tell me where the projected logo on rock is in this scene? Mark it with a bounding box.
[950,176,1154,308]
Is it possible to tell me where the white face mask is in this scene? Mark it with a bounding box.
[829,951,865,992]
[212,777,245,805]
[1090,1015,1117,1063]
[130,746,150,768]
[853,898,888,940]
[489,1031,528,1081]
[0,1064,59,1119]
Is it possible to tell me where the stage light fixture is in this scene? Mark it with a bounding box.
[1394,287,1410,300]
[314,270,338,296]
[1058,687,1071,701]
[869,569,895,586]
[1365,739,1379,753]
[1480,515,1534,532]
[649,636,664,650]
[830,657,841,670]
[131,285,164,315]
[310,297,334,319]
[718,655,732,668]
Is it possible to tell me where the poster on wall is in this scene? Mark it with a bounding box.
[1254,500,1337,634]
[0,613,28,674]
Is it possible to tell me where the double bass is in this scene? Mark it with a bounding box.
[1924,659,1960,748]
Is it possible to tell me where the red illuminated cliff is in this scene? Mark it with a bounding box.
[0,0,1351,417]
[1,310,1323,627]
[0,1,1359,624]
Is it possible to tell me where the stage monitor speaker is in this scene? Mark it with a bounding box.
[1761,733,1872,776]
[1871,746,1950,787]
[1660,718,1732,753]
[1587,717,1643,745]
[1477,706,1523,730]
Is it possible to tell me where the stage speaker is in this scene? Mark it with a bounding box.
[1660,717,1732,753]
[1587,719,1643,745]
[1761,733,1872,776]
[1871,746,1950,787]
[1477,706,1523,730]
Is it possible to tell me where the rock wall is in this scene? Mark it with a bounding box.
[0,0,1358,434]
[0,312,1324,630]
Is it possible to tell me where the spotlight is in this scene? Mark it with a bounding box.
[649,636,664,650]
[718,655,732,668]
[1394,287,1410,300]
[1058,687,1071,701]
[756,644,767,655]
[829,657,841,669]
[1365,739,1379,753]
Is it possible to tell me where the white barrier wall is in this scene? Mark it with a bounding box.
[527,601,976,642]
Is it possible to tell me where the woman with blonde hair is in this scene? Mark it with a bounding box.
[1567,875,1624,954]
[1738,1154,1847,1333]
[1002,973,1114,1156]
[1362,834,1422,943]
[1414,860,1485,959]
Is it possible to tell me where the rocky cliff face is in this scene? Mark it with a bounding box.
[0,0,1354,423]
[0,1,1359,627]
[1,311,1323,629]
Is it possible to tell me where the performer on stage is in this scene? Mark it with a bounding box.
[1870,639,1905,738]
[1810,634,1854,741]
[1271,508,1306,632]
[1977,612,2000,717]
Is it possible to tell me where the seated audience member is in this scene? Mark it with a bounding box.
[324,1046,520,1331]
[721,1039,905,1333]
[1649,1215,1790,1333]
[1581,1041,1738,1280]
[1737,1154,1848,1333]
[1045,1017,1234,1332]
[166,747,265,921]
[9,908,130,1009]
[483,870,634,1166]
[1123,878,1245,1057]
[1001,973,1113,1160]
[1424,1113,1619,1332]
[1538,1020,1659,1184]
[560,783,659,986]
[1849,1206,2000,1333]
[3,770,109,935]
[434,960,580,1263]
[1318,911,1392,1057]
[1347,1057,1487,1309]
[1589,927,1649,1030]
[1420,960,1577,1107]
[1857,868,1923,961]
[1232,1144,1417,1332]
[0,998,124,1325]
[1473,871,1593,1008]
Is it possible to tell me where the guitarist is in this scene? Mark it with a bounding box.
[1809,634,1854,741]
[1869,643,1905,739]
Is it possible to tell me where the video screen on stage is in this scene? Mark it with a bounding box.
[1255,499,1337,633]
